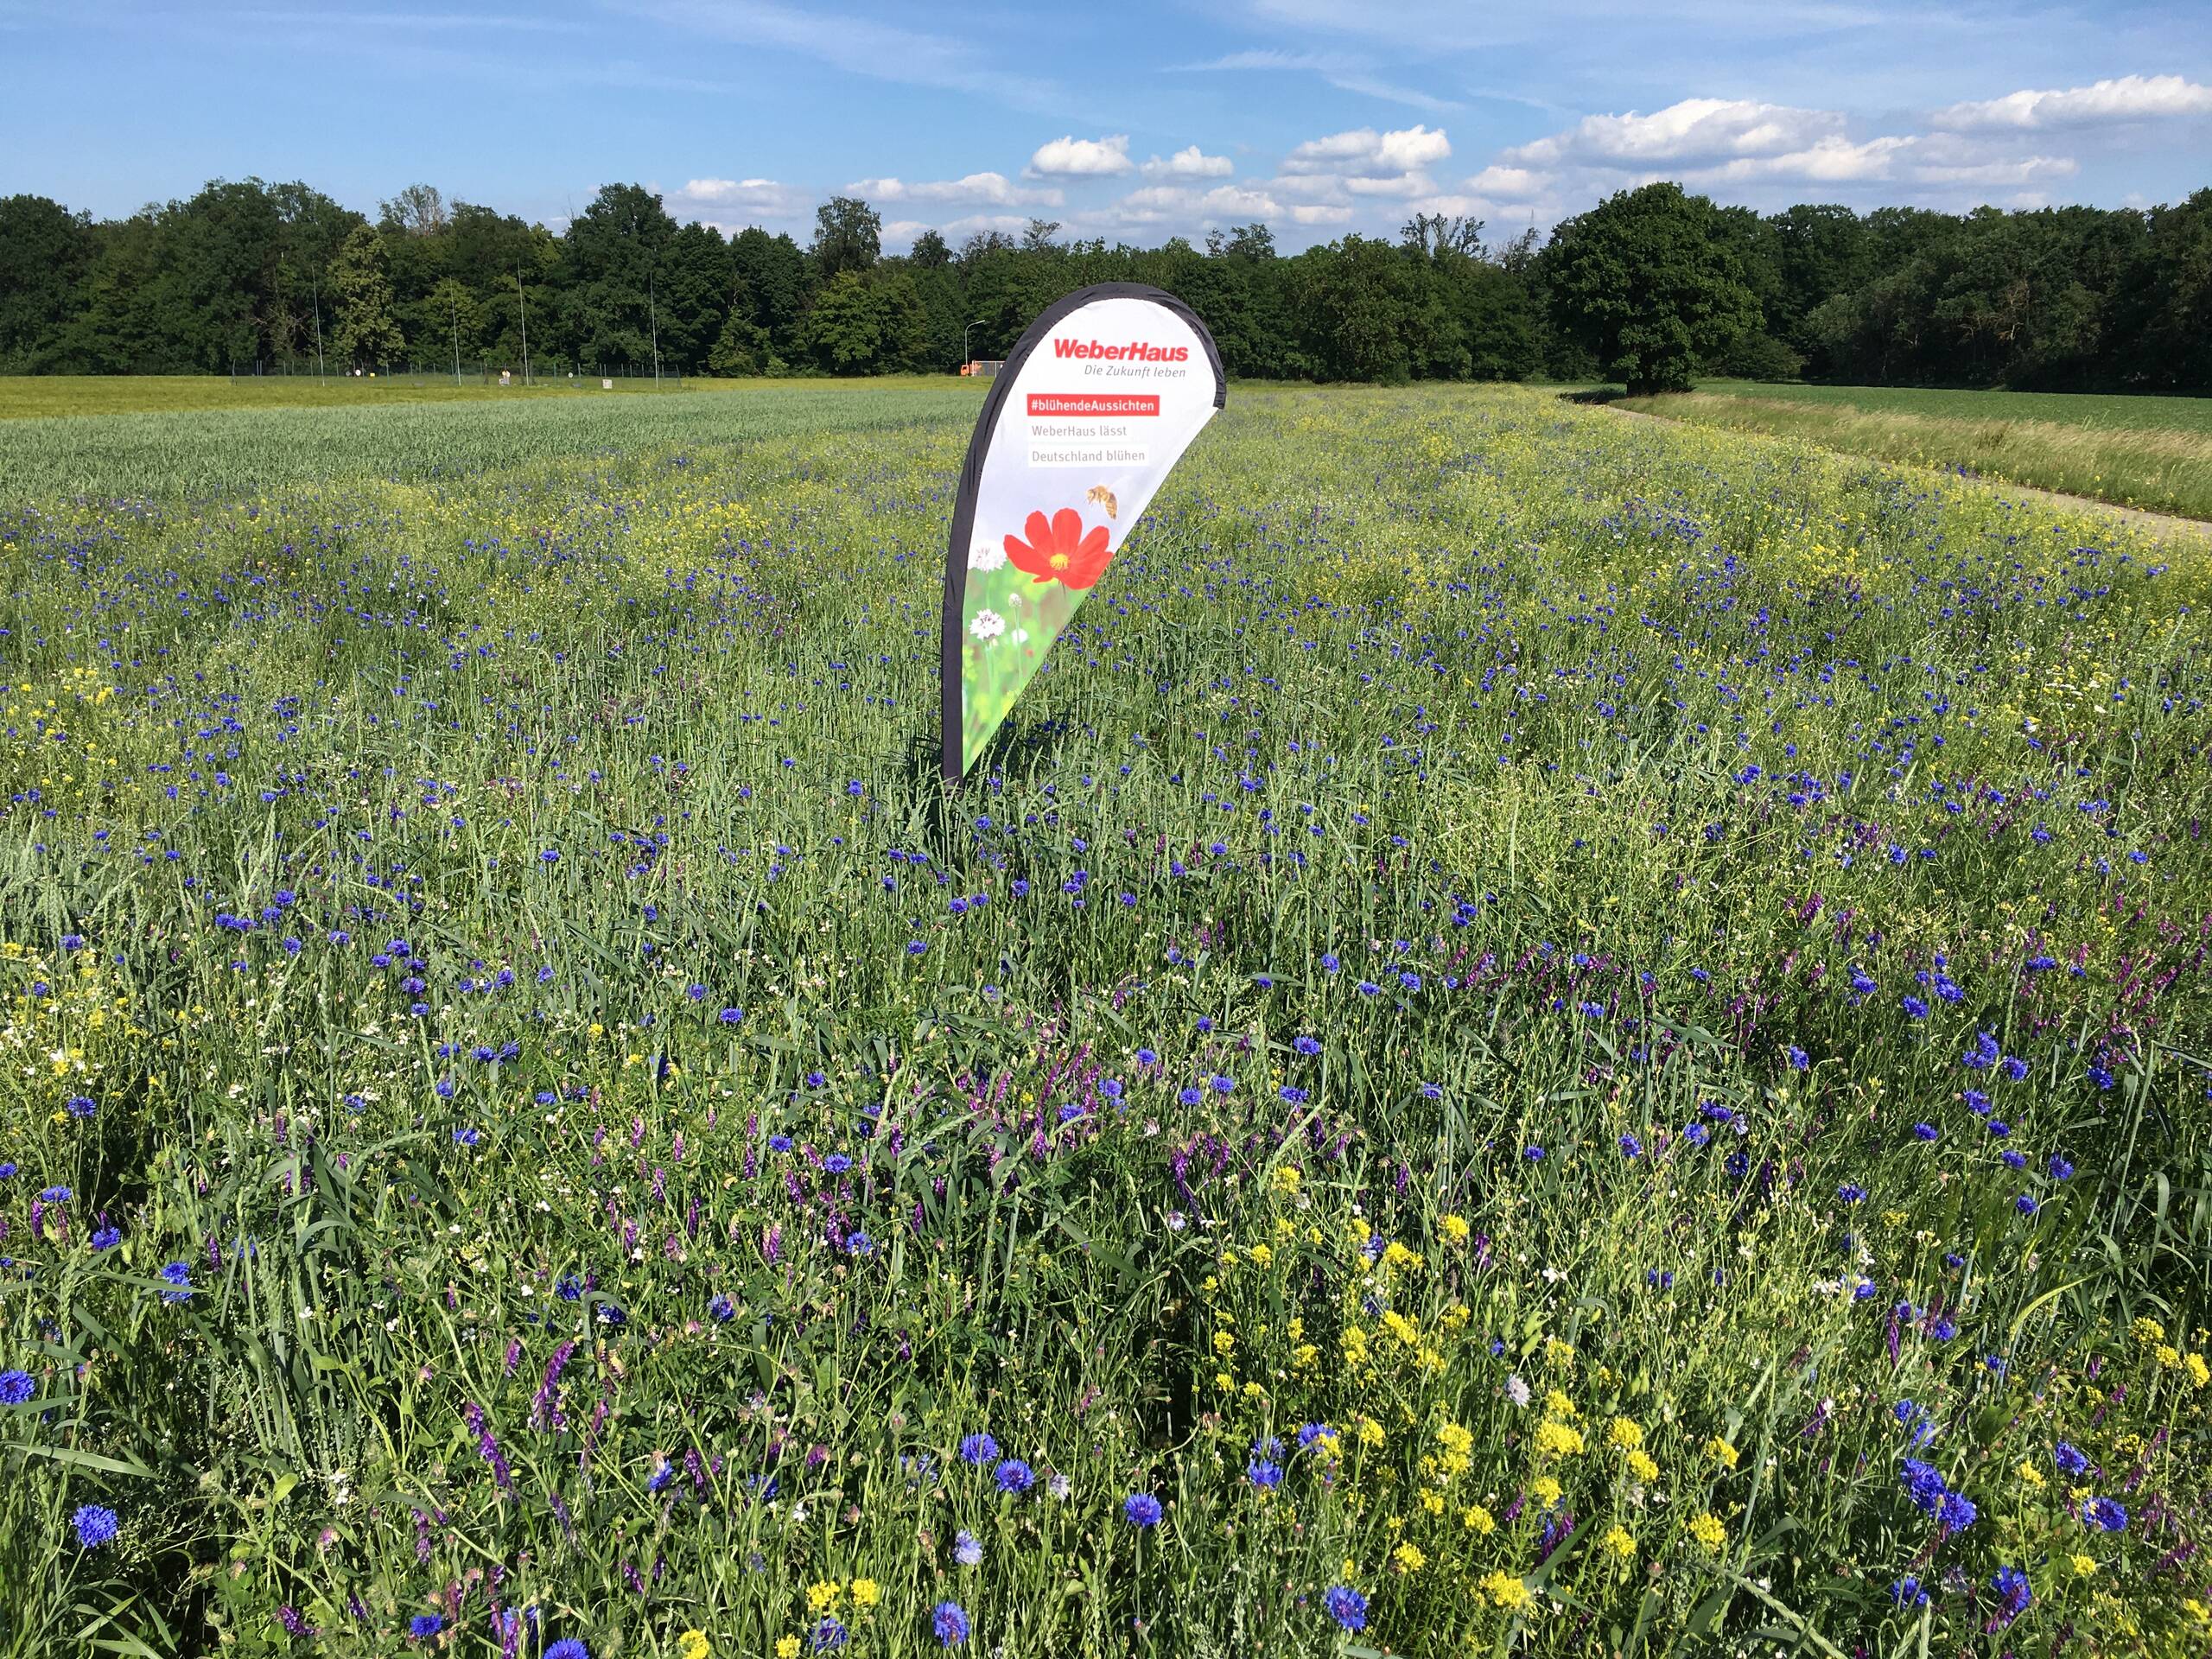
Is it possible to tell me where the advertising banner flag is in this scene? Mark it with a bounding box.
[940,283,1225,781]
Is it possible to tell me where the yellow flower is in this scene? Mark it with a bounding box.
[1461,1504,1496,1535]
[1211,1330,1235,1356]
[1534,1419,1586,1459]
[1294,1343,1319,1370]
[1274,1164,1301,1194]
[1480,1571,1533,1611]
[2133,1316,2166,1344]
[1247,1243,1274,1268]
[1382,1309,1421,1346]
[775,1639,800,1659]
[1600,1524,1636,1560]
[1543,1336,1575,1369]
[1393,1541,1426,1573]
[1358,1416,1384,1448]
[1626,1447,1659,1484]
[1215,1371,1233,1391]
[1420,1490,1446,1516]
[2155,1344,2183,1370]
[1341,1327,1369,1367]
[1435,1421,1474,1457]
[1530,1475,1562,1507]
[2070,1554,2097,1577]
[1543,1389,1577,1420]
[806,1581,841,1612]
[2018,1459,2046,1488]
[677,1633,711,1659]
[1608,1416,1643,1451]
[1688,1512,1726,1554]
[2188,1352,2210,1389]
[849,1579,880,1609]
[1342,1557,1357,1582]
[1705,1436,1740,1471]
[1439,1213,1470,1243]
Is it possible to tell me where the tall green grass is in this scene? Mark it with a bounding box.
[1,385,2207,1656]
[1617,383,2212,520]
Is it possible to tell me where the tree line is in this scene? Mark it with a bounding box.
[1,176,2207,393]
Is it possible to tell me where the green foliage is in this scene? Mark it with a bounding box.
[1,384,2207,1656]
[1548,183,1760,395]
[326,223,404,370]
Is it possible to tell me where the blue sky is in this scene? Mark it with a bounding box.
[3,0,2208,248]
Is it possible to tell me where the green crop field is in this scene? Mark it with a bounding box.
[2,383,2207,1657]
[1614,381,2212,522]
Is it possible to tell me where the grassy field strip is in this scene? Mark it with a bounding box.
[1616,387,2212,521]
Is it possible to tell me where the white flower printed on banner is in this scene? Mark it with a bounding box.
[969,540,1007,571]
[969,609,1007,641]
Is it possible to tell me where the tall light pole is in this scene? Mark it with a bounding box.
[963,317,986,370]
[516,265,531,387]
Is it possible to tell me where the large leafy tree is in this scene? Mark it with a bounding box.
[563,183,679,372]
[327,222,404,368]
[1546,182,1759,395]
[0,195,96,371]
[810,196,880,280]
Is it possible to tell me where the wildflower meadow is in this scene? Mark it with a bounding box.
[1,382,2207,1656]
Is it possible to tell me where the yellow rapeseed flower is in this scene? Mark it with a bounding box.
[1462,1504,1496,1534]
[1393,1541,1426,1573]
[1626,1448,1660,1484]
[1600,1524,1636,1560]
[677,1633,711,1659]
[1481,1571,1533,1611]
[1439,1213,1470,1243]
[2133,1317,2166,1344]
[1608,1416,1643,1451]
[775,1639,800,1659]
[2188,1352,2210,1389]
[805,1581,840,1612]
[1688,1512,1726,1554]
[1543,1389,1577,1420]
[1706,1436,1740,1470]
[849,1579,880,1609]
[2071,1554,2097,1577]
[1535,1419,1586,1459]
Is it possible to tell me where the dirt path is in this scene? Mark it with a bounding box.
[1601,402,2212,544]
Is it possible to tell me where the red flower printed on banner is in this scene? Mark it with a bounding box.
[1004,508,1112,590]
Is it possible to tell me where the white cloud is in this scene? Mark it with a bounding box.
[673,176,808,220]
[1141,145,1235,179]
[1343,170,1439,198]
[1115,181,1283,223]
[1027,134,1135,177]
[1503,98,1841,168]
[1932,74,2212,131]
[848,172,1062,207]
[1287,203,1354,226]
[1283,122,1451,176]
[1167,48,1458,113]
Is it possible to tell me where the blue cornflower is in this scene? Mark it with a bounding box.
[846,1231,874,1256]
[2048,1155,2074,1180]
[812,1618,849,1652]
[1784,1046,1808,1071]
[1296,1422,1334,1452]
[63,1095,95,1118]
[1992,1565,2031,1620]
[1323,1586,1368,1631]
[73,1504,119,1548]
[40,1185,70,1203]
[1936,1490,1978,1531]
[1294,1034,1321,1056]
[1913,1123,1939,1141]
[0,1370,34,1404]
[1888,1576,1929,1606]
[410,1614,443,1639]
[1123,1492,1162,1527]
[1280,1085,1308,1104]
[1246,1458,1284,1490]
[1903,995,1929,1020]
[1523,1145,1545,1161]
[718,1007,744,1025]
[158,1261,193,1302]
[767,1135,793,1154]
[647,1459,675,1493]
[1178,1086,1202,1106]
[1210,1074,1234,1094]
[2082,1497,2127,1532]
[995,1459,1034,1494]
[1100,1078,1122,1098]
[2016,1194,2038,1216]
[932,1601,970,1646]
[1135,1048,1158,1065]
[708,1294,738,1322]
[1839,1184,1866,1204]
[952,1530,982,1567]
[824,1154,853,1174]
[1899,1459,1947,1516]
[453,1127,480,1146]
[958,1433,999,1465]
[1320,952,1340,973]
[2055,1441,2089,1476]
[546,1643,590,1659]
[1618,1133,1643,1159]
[90,1225,121,1251]
[1356,980,1379,996]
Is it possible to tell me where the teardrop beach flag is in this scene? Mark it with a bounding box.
[940,283,1226,781]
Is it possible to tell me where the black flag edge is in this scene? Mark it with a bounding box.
[938,282,1228,785]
